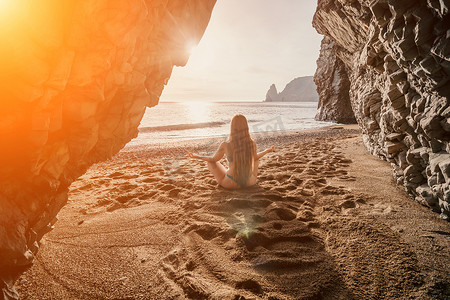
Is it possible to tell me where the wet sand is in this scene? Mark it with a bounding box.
[16,125,450,299]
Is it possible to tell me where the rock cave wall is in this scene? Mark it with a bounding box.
[314,36,356,124]
[0,1,216,298]
[313,0,449,218]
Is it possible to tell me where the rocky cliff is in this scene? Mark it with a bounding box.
[313,0,449,218]
[0,0,216,298]
[265,76,319,102]
[265,84,280,102]
[314,37,356,124]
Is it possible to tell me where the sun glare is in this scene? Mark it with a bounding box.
[0,0,18,18]
[185,40,198,55]
[183,101,210,123]
[0,0,9,9]
[0,0,25,31]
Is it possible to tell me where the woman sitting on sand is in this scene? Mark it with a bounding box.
[187,114,275,189]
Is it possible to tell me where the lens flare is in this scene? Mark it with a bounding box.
[185,40,198,55]
[0,0,27,38]
[183,101,211,123]
[0,0,21,20]
[0,0,10,10]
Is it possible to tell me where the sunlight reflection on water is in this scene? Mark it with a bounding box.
[129,101,333,145]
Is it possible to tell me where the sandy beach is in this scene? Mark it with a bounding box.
[15,125,449,299]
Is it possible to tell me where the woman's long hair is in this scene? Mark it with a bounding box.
[228,114,255,186]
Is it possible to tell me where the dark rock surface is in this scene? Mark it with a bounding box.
[314,36,356,124]
[265,76,319,102]
[313,0,449,219]
[0,0,216,298]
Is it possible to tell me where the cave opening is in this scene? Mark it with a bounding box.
[1,0,450,299]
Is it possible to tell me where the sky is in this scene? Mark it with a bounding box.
[160,1,322,102]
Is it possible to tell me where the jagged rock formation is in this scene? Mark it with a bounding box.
[0,0,216,298]
[264,76,319,102]
[265,84,280,102]
[314,37,356,124]
[313,0,449,218]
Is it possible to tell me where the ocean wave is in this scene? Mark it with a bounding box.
[139,121,226,132]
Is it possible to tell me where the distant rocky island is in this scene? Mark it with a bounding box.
[264,76,319,102]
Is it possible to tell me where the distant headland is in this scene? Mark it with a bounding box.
[264,76,319,102]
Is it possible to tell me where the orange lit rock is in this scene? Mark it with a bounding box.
[0,0,216,298]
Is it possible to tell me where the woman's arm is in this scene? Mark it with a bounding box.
[187,142,226,162]
[256,145,275,160]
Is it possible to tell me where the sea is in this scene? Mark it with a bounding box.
[128,101,333,145]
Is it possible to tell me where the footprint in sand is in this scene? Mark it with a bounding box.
[320,185,349,196]
[116,194,135,204]
[274,173,291,182]
[138,190,157,200]
[183,222,230,241]
[304,167,319,176]
[303,178,325,189]
[139,170,154,176]
[141,177,158,183]
[338,175,357,181]
[298,188,315,197]
[338,158,353,164]
[288,174,303,185]
[338,199,357,209]
[96,179,111,186]
[310,160,323,166]
[119,183,138,192]
[159,183,175,191]
[168,188,181,198]
[264,203,297,221]
[285,165,298,171]
[104,202,120,212]
[107,171,124,178]
[296,202,316,221]
[121,174,140,179]
[78,183,93,190]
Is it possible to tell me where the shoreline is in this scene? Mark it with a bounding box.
[128,100,329,147]
[122,124,358,157]
[16,125,449,299]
